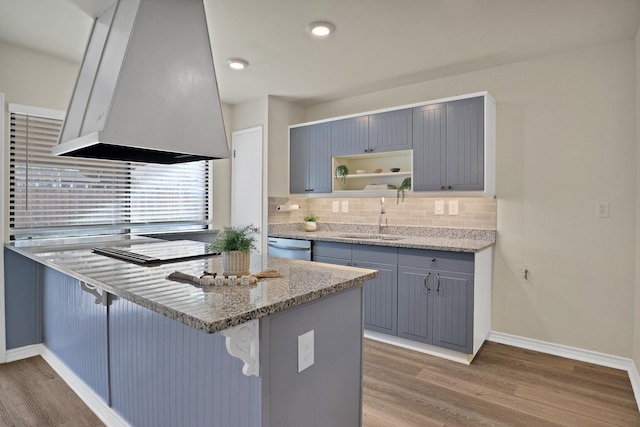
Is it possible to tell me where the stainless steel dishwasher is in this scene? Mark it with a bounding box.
[267,237,311,260]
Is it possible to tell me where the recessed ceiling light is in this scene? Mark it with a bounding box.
[227,58,249,70]
[307,21,335,38]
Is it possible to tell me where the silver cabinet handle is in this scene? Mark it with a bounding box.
[436,273,441,292]
[424,272,431,291]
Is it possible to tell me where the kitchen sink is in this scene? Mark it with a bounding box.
[338,233,405,241]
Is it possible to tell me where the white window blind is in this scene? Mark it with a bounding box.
[9,110,210,239]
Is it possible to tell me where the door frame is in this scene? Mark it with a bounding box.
[1,92,6,363]
[231,126,265,254]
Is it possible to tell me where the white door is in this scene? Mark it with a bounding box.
[231,126,263,253]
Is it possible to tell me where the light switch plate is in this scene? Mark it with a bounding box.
[332,201,339,213]
[435,200,444,215]
[449,200,459,215]
[298,330,314,373]
[342,201,349,213]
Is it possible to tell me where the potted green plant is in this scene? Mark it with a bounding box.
[397,177,411,204]
[335,164,349,184]
[303,214,318,232]
[209,224,259,276]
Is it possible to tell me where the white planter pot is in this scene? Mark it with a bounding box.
[222,250,251,276]
[303,221,317,232]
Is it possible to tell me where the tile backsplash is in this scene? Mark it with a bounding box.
[269,196,496,230]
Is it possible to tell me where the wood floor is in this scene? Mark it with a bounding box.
[0,356,103,426]
[0,340,638,426]
[363,339,640,427]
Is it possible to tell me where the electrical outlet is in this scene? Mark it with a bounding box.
[596,202,609,218]
[298,330,314,373]
[342,200,349,213]
[435,200,444,215]
[332,201,339,213]
[448,200,459,215]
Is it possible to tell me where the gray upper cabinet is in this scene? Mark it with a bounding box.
[331,116,369,156]
[290,123,332,194]
[413,96,484,191]
[412,103,447,191]
[368,109,413,153]
[331,109,412,156]
[446,97,484,191]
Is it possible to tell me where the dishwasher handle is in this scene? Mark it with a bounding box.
[267,242,310,251]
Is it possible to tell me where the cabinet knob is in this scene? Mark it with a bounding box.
[431,258,436,262]
[440,185,445,190]
[447,185,452,190]
[309,188,314,192]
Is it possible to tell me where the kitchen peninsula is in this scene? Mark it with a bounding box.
[4,236,377,427]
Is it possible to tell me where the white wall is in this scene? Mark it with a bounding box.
[634,28,640,373]
[267,96,306,197]
[307,40,637,357]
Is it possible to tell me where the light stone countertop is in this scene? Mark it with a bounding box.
[5,237,378,334]
[268,224,496,253]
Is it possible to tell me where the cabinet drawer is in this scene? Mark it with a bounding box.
[352,245,397,265]
[313,241,352,260]
[398,248,474,274]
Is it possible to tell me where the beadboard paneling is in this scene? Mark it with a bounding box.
[41,266,109,403]
[108,296,261,427]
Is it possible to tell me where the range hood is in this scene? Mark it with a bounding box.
[54,0,230,164]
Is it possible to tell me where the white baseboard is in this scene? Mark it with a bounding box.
[6,344,44,362]
[364,330,475,365]
[3,345,130,427]
[489,331,640,411]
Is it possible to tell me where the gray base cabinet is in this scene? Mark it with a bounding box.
[313,241,477,354]
[398,248,474,353]
[313,242,398,334]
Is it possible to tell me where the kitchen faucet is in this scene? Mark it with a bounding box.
[378,197,386,235]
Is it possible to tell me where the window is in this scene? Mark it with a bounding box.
[8,105,211,240]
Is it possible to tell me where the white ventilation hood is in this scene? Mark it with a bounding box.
[54,0,229,164]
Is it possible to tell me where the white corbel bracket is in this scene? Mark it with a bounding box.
[79,281,107,305]
[221,319,259,377]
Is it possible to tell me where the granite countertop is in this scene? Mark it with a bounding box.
[5,237,378,334]
[268,224,496,253]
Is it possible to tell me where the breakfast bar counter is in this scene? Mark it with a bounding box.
[4,236,377,427]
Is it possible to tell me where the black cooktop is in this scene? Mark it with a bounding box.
[92,240,219,266]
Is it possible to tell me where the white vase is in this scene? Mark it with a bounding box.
[222,251,251,276]
[304,221,317,232]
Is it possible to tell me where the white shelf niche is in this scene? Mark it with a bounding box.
[333,150,412,191]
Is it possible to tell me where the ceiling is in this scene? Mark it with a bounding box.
[1,0,640,106]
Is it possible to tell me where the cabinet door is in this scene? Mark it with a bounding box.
[397,266,434,344]
[412,103,447,191]
[313,241,352,260]
[308,122,332,193]
[355,260,398,335]
[314,256,351,266]
[331,116,369,156]
[368,109,412,153]
[352,245,398,335]
[446,96,484,191]
[432,271,474,353]
[289,126,310,194]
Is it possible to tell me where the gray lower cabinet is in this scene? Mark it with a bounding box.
[313,242,397,334]
[289,122,332,194]
[351,245,398,335]
[413,96,484,191]
[313,241,475,352]
[398,248,474,353]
